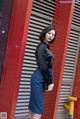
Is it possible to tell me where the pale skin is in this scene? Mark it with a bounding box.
[27,29,55,119]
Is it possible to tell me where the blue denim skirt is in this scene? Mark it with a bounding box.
[28,67,53,114]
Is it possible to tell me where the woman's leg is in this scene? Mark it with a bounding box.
[27,110,42,119]
[32,113,42,119]
[27,110,33,119]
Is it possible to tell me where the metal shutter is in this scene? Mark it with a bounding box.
[57,2,80,119]
[15,0,56,117]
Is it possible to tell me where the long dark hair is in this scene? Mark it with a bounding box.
[39,25,56,44]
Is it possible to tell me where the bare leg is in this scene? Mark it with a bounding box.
[27,110,33,119]
[32,113,42,119]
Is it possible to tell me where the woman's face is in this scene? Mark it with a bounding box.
[44,29,55,44]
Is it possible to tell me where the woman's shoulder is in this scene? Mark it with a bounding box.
[37,42,46,49]
[35,42,46,55]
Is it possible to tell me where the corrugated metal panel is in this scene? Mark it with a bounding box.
[57,2,80,119]
[15,0,56,117]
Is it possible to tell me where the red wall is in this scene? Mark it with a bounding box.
[42,1,75,119]
[73,52,80,119]
[0,0,33,119]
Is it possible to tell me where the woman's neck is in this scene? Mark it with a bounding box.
[44,40,49,45]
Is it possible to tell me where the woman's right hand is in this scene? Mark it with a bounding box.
[46,83,54,91]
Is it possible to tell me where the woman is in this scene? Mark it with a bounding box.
[27,25,56,119]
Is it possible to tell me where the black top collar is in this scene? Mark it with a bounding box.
[42,41,50,49]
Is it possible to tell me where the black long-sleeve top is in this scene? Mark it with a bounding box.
[35,41,54,85]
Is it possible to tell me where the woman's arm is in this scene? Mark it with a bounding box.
[36,44,53,85]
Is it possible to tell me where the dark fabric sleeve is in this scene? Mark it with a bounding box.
[36,44,53,84]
